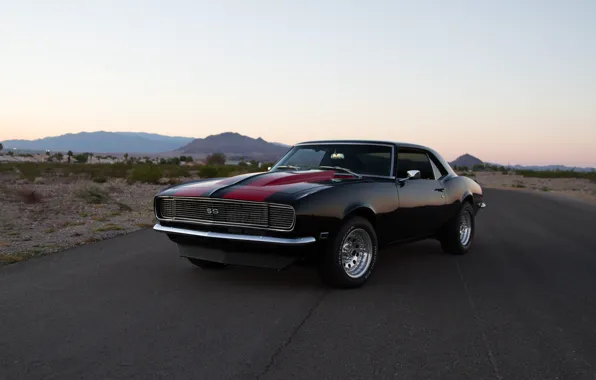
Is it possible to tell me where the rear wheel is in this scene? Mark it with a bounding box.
[439,202,475,255]
[318,216,378,288]
[187,258,228,269]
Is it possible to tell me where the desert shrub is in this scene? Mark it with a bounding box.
[199,165,219,178]
[76,186,110,204]
[130,165,163,184]
[74,153,89,163]
[459,172,476,177]
[92,176,107,183]
[0,164,12,172]
[17,163,43,180]
[517,169,596,181]
[116,202,133,211]
[216,165,238,177]
[17,189,43,204]
[95,224,124,232]
[206,153,226,166]
[101,163,131,178]
[246,164,265,173]
[159,157,181,165]
[163,165,191,178]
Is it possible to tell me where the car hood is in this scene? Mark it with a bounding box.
[157,170,361,202]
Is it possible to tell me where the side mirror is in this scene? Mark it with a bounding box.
[406,170,421,179]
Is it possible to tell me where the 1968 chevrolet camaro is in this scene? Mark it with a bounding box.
[153,140,485,288]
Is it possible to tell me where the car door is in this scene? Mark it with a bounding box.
[394,149,447,239]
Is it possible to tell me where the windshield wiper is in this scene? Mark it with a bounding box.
[317,166,362,179]
[274,165,302,171]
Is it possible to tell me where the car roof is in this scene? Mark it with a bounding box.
[295,139,430,150]
[294,139,456,175]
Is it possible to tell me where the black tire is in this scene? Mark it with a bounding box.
[318,216,378,289]
[187,258,228,269]
[439,202,475,255]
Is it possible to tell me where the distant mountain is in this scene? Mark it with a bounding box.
[113,132,194,146]
[450,154,483,169]
[1,131,195,154]
[179,132,289,160]
[271,142,291,148]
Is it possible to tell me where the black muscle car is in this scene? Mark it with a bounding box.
[153,140,485,288]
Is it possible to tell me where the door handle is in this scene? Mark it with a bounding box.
[434,188,445,192]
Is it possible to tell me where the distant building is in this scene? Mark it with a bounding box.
[225,160,252,166]
[182,160,205,166]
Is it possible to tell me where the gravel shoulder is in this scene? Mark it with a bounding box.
[0,176,183,264]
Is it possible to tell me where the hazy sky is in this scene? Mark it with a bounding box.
[1,0,595,166]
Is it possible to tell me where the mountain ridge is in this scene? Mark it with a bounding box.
[1,131,290,159]
[1,132,593,170]
[178,132,289,160]
[1,131,195,154]
[449,153,483,168]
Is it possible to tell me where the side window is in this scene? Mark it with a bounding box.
[396,150,435,180]
[355,151,392,176]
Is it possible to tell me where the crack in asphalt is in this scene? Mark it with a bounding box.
[255,289,328,380]
[456,259,503,380]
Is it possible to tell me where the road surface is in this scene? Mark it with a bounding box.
[1,189,595,380]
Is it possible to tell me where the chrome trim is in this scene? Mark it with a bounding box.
[153,224,316,245]
[478,202,486,209]
[271,142,396,179]
[406,170,421,179]
[155,196,296,232]
[295,142,395,147]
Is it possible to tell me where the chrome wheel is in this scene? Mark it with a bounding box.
[459,211,473,246]
[340,228,373,278]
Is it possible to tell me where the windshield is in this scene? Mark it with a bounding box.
[271,144,393,177]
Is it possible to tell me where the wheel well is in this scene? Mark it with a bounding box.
[463,194,474,205]
[345,207,377,229]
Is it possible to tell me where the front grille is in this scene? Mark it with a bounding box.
[156,197,295,231]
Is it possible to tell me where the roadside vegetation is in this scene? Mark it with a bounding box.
[453,164,596,182]
[515,169,596,181]
[0,158,272,184]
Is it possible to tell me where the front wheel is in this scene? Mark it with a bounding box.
[318,216,378,288]
[439,202,475,255]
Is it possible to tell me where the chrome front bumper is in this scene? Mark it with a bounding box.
[153,224,316,246]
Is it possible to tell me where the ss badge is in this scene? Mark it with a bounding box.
[206,208,219,215]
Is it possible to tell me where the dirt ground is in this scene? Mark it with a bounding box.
[473,172,596,205]
[0,175,198,264]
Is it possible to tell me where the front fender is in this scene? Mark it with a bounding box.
[292,180,397,241]
[343,203,377,220]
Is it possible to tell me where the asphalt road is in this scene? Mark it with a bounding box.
[1,188,596,380]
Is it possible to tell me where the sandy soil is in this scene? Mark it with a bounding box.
[0,176,196,264]
[472,172,596,204]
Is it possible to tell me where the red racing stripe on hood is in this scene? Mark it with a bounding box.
[221,171,335,201]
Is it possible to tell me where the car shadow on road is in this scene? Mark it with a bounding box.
[176,239,449,291]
